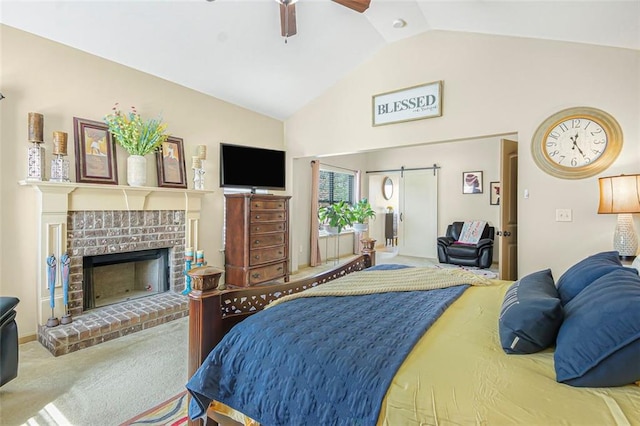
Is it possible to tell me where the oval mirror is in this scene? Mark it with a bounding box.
[382,177,393,200]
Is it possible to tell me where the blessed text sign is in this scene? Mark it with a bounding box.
[372,81,443,127]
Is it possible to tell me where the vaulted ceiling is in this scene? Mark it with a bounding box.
[1,0,639,120]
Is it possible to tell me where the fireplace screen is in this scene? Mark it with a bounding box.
[83,248,170,310]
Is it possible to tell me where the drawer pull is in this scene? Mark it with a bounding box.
[254,240,260,245]
[254,255,261,260]
[252,273,261,279]
[277,267,283,271]
[255,215,261,219]
[254,226,261,231]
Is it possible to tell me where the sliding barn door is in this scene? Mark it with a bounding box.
[399,170,438,258]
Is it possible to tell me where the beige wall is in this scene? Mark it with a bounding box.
[0,25,284,338]
[286,30,640,279]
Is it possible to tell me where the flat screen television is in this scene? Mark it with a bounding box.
[219,143,286,191]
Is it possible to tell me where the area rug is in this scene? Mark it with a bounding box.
[120,391,187,426]
[433,263,498,279]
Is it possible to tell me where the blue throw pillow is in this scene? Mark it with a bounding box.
[498,269,563,354]
[554,267,640,387]
[556,251,622,305]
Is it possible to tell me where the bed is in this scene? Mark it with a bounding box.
[185,248,640,426]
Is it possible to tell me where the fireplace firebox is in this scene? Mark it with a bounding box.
[83,248,170,310]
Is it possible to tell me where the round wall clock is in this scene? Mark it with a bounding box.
[531,106,623,179]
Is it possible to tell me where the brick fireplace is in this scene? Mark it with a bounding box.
[22,182,207,356]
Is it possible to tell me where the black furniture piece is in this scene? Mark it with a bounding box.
[0,297,20,387]
[437,222,495,269]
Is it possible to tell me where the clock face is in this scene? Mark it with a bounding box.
[543,117,608,168]
[531,107,623,179]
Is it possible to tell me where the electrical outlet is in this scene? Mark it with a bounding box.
[556,209,572,222]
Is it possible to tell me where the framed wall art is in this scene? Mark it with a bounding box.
[73,117,118,185]
[372,80,443,127]
[490,181,500,205]
[156,136,187,188]
[462,171,483,194]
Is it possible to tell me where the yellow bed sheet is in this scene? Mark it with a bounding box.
[211,281,640,425]
[379,280,640,426]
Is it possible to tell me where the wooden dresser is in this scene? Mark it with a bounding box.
[224,193,291,287]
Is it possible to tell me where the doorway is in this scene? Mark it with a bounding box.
[368,169,438,259]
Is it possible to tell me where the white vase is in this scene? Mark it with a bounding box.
[127,155,147,187]
[352,223,368,232]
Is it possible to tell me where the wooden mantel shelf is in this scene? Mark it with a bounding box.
[19,180,214,212]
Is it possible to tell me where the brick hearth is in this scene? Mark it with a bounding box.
[38,292,187,356]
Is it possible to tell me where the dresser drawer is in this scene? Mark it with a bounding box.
[249,246,286,266]
[249,233,285,249]
[250,222,286,234]
[251,200,286,211]
[249,262,286,285]
[250,211,286,223]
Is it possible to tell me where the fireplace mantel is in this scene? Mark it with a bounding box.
[19,180,212,212]
[20,180,212,326]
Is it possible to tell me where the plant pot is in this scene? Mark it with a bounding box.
[352,223,368,232]
[325,225,340,235]
[127,155,147,187]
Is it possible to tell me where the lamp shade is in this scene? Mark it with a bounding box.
[598,174,640,214]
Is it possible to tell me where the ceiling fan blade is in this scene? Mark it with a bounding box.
[332,0,371,13]
[280,3,297,37]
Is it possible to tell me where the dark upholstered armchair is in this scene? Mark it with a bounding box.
[437,222,495,269]
[1,297,20,387]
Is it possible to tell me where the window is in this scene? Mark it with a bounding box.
[319,169,355,208]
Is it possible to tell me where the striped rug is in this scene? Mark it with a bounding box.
[120,391,188,426]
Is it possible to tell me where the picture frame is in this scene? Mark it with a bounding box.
[73,117,118,185]
[462,171,483,194]
[490,181,501,205]
[156,136,187,188]
[372,80,443,127]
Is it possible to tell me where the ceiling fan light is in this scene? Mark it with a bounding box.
[276,0,298,5]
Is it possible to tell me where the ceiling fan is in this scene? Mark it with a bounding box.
[277,0,371,41]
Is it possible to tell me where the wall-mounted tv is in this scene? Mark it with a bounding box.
[220,143,286,191]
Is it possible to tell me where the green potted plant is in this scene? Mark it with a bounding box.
[350,198,376,232]
[104,103,169,187]
[318,200,352,234]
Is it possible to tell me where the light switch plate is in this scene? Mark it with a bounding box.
[556,209,572,222]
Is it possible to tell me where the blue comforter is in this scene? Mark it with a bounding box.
[186,265,469,425]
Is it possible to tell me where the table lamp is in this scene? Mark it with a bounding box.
[598,174,640,260]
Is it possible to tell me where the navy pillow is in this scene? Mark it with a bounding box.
[499,269,563,354]
[556,251,622,305]
[554,267,640,387]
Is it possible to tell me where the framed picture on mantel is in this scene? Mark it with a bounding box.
[73,117,118,185]
[156,136,187,188]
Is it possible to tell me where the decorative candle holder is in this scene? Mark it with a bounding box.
[27,112,45,182]
[50,131,70,182]
[182,247,194,295]
[27,142,45,182]
[192,155,205,190]
[194,168,205,190]
[50,155,70,182]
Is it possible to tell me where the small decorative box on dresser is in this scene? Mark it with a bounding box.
[224,193,291,287]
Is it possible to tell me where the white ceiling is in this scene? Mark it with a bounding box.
[1,0,639,120]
